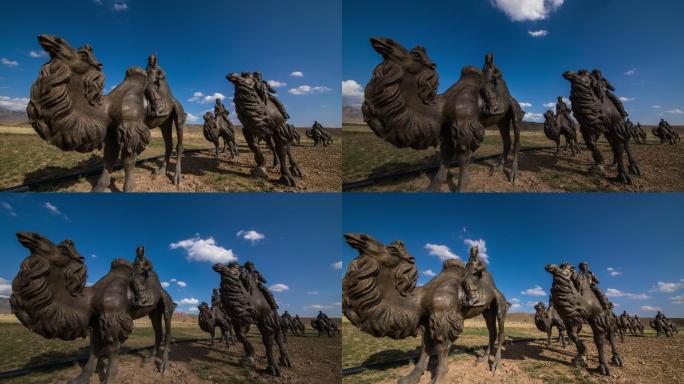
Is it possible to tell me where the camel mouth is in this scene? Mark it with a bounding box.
[17,232,41,250]
[226,73,240,83]
[344,233,367,251]
[38,34,63,55]
[561,71,573,80]
[369,37,394,57]
[544,264,558,273]
[212,263,227,273]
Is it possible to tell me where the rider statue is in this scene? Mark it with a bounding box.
[282,310,292,321]
[482,52,504,115]
[463,246,487,306]
[577,261,610,310]
[312,120,324,134]
[145,54,167,117]
[590,69,628,118]
[130,246,154,308]
[215,98,230,120]
[211,288,223,310]
[252,71,290,119]
[555,96,575,129]
[659,118,675,135]
[655,310,668,322]
[240,261,279,311]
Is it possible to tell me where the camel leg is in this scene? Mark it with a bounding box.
[153,120,173,177]
[93,140,119,192]
[399,334,431,384]
[286,145,302,177]
[158,302,172,375]
[611,138,631,184]
[510,115,521,183]
[67,329,103,384]
[428,341,450,384]
[547,327,553,347]
[559,326,566,348]
[145,309,163,364]
[266,137,280,169]
[262,331,281,376]
[555,140,561,155]
[590,321,611,376]
[624,140,641,176]
[101,342,121,384]
[581,130,604,176]
[236,325,256,368]
[244,130,268,179]
[173,112,184,188]
[490,302,506,372]
[275,325,292,368]
[490,120,511,177]
[122,153,137,192]
[275,141,297,187]
[425,139,455,192]
[478,310,496,363]
[455,149,472,192]
[567,323,588,367]
[215,142,219,159]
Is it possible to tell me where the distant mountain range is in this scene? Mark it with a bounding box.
[342,105,364,124]
[0,107,28,125]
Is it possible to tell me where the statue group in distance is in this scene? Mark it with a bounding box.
[342,233,508,383]
[27,35,186,192]
[543,96,581,157]
[197,288,237,346]
[202,99,239,159]
[652,119,680,145]
[361,37,525,192]
[9,233,176,384]
[306,121,333,147]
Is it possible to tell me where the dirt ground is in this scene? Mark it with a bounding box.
[4,332,341,384]
[343,125,684,192]
[0,126,341,192]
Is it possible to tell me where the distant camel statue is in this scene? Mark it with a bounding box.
[543,110,580,156]
[197,301,235,346]
[533,301,567,347]
[310,319,334,337]
[202,112,238,159]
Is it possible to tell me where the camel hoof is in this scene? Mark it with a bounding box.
[279,356,293,368]
[598,364,610,376]
[173,172,182,187]
[67,374,91,384]
[629,164,641,176]
[250,167,268,179]
[489,165,502,176]
[572,356,588,367]
[239,357,256,369]
[611,355,623,367]
[279,175,297,187]
[266,364,281,376]
[290,165,303,178]
[398,374,421,384]
[617,173,632,185]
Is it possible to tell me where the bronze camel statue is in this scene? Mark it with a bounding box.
[563,70,640,184]
[362,37,524,192]
[543,110,580,156]
[533,301,567,347]
[198,301,235,346]
[545,263,623,375]
[226,72,302,186]
[212,262,292,376]
[10,232,175,384]
[343,233,508,384]
[27,35,185,192]
[202,112,238,159]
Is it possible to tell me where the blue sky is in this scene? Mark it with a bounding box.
[0,0,341,127]
[343,193,684,317]
[0,193,342,317]
[342,0,684,125]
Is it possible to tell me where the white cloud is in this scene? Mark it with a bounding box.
[665,108,683,114]
[185,113,200,123]
[342,80,364,106]
[543,102,556,108]
[179,297,199,305]
[655,280,684,293]
[112,2,128,11]
[176,281,187,288]
[306,291,319,295]
[290,71,304,77]
[528,30,548,37]
[669,295,684,304]
[43,202,68,219]
[170,236,237,263]
[624,68,637,76]
[519,102,533,108]
[423,269,436,277]
[510,297,521,303]
[640,305,661,312]
[492,0,565,22]
[1,58,19,67]
[161,282,170,288]
[605,288,650,299]
[188,91,226,104]
[236,229,265,244]
[521,285,546,296]
[29,50,47,58]
[90,254,97,258]
[170,278,177,283]
[288,85,331,95]
[619,96,635,102]
[0,277,11,297]
[1,202,17,217]
[309,304,334,310]
[511,303,522,309]
[332,261,342,270]
[185,306,199,313]
[651,105,661,109]
[332,302,342,306]
[463,238,489,264]
[0,95,29,111]
[424,243,458,261]
[523,112,544,122]
[270,283,289,292]
[607,267,622,277]
[267,80,287,88]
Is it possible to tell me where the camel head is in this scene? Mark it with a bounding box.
[203,111,214,123]
[370,37,436,75]
[38,34,103,75]
[17,232,84,268]
[562,71,577,82]
[198,301,210,314]
[227,72,256,89]
[345,233,415,268]
[544,110,555,122]
[534,301,547,312]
